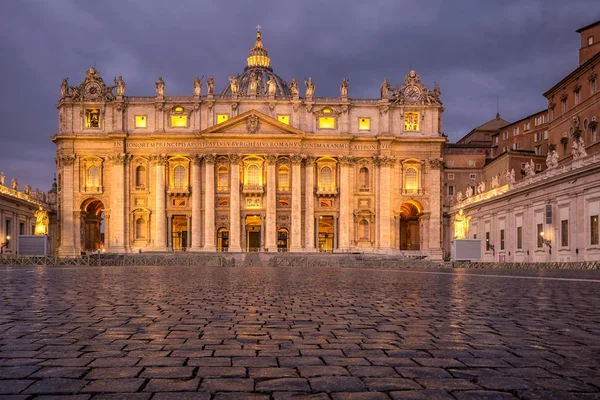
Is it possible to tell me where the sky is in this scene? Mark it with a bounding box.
[0,0,598,192]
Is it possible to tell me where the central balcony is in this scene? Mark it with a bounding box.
[242,185,264,196]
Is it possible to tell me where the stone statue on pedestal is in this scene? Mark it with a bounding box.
[11,178,17,190]
[193,76,202,96]
[381,78,389,99]
[207,75,215,94]
[305,77,315,98]
[34,207,49,236]
[155,76,165,96]
[115,76,125,96]
[290,77,299,96]
[340,78,348,97]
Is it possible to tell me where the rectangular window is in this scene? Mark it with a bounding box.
[513,143,519,150]
[217,114,229,124]
[470,173,476,180]
[171,115,187,127]
[591,79,597,95]
[588,35,594,46]
[85,109,100,128]
[358,118,371,131]
[447,160,454,167]
[592,215,599,245]
[494,136,498,144]
[278,115,290,125]
[537,223,543,248]
[561,219,569,247]
[536,164,542,171]
[448,185,454,196]
[500,229,505,250]
[447,173,455,180]
[561,99,567,113]
[550,109,555,120]
[544,130,549,139]
[19,222,25,235]
[485,232,490,251]
[319,117,335,129]
[517,226,523,249]
[502,131,508,140]
[534,133,541,142]
[135,115,147,128]
[5,220,11,237]
[404,112,420,131]
[535,145,542,155]
[592,125,598,142]
[574,91,580,105]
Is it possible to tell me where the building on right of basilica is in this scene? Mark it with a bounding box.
[444,19,600,262]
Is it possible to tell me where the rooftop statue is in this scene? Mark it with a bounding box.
[115,76,125,96]
[305,77,315,98]
[267,75,277,95]
[155,76,165,97]
[290,77,299,96]
[207,75,215,94]
[340,78,348,97]
[193,76,202,96]
[0,172,4,186]
[11,177,17,191]
[380,78,389,99]
[229,75,239,94]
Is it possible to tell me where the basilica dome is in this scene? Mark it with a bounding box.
[221,30,292,96]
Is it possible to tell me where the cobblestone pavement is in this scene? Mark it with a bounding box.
[1,265,600,399]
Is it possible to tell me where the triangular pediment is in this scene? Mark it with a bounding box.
[200,110,305,137]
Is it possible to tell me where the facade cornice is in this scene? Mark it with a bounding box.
[543,52,600,98]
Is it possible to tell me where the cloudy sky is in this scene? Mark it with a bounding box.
[0,0,598,191]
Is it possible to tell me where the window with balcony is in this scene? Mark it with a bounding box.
[319,166,333,189]
[173,165,186,188]
[217,166,228,190]
[405,168,418,192]
[278,165,289,190]
[86,166,99,189]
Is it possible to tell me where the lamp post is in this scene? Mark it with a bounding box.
[540,231,552,254]
[0,235,10,254]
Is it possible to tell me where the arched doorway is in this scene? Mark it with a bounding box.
[318,215,335,252]
[399,201,422,251]
[277,228,289,252]
[81,198,105,252]
[217,228,229,251]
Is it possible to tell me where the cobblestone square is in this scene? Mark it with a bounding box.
[1,265,599,398]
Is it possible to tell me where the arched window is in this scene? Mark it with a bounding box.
[278,166,289,190]
[247,164,260,187]
[359,219,369,239]
[359,167,369,190]
[320,166,333,189]
[218,166,228,189]
[87,165,99,188]
[135,166,146,188]
[173,165,186,188]
[405,167,418,191]
[135,218,146,239]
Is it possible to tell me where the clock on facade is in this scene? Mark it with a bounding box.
[404,86,421,102]
[85,82,101,99]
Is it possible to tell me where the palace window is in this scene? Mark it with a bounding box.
[173,165,186,188]
[319,117,335,129]
[405,168,418,191]
[247,164,260,187]
[589,35,594,46]
[447,185,454,196]
[86,165,99,189]
[485,232,490,251]
[358,118,371,131]
[561,219,569,247]
[592,215,599,245]
[135,165,146,188]
[502,131,508,140]
[319,166,333,189]
[171,106,188,127]
[470,173,477,180]
[537,223,543,248]
[359,167,369,190]
[561,98,567,113]
[500,229,505,250]
[574,90,580,105]
[135,218,146,239]
[447,173,455,180]
[591,78,597,95]
[135,115,147,128]
[85,109,100,128]
[517,226,523,249]
[404,112,419,131]
[278,115,290,125]
[359,219,369,240]
[218,166,229,190]
[592,125,598,142]
[278,166,289,190]
[217,114,229,124]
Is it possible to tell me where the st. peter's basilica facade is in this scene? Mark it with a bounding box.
[53,30,446,258]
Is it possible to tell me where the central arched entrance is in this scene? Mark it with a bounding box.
[81,198,105,252]
[399,201,422,251]
[318,215,335,252]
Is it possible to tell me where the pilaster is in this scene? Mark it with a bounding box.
[338,156,353,250]
[108,153,129,252]
[265,154,277,252]
[304,156,316,251]
[229,154,242,252]
[427,157,443,260]
[152,154,168,251]
[377,156,395,251]
[190,155,202,251]
[57,155,77,256]
[290,154,303,251]
[203,154,216,251]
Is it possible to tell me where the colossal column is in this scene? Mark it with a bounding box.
[377,156,395,251]
[190,155,203,251]
[304,156,316,251]
[228,154,242,252]
[265,154,278,252]
[152,154,167,251]
[57,154,76,256]
[290,154,303,251]
[427,157,443,260]
[203,154,216,251]
[108,153,128,252]
[338,156,353,251]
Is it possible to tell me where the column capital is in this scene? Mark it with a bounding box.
[191,154,203,165]
[266,154,278,164]
[150,154,168,166]
[56,154,76,167]
[339,155,355,166]
[428,157,443,170]
[228,153,242,164]
[304,155,316,165]
[203,153,217,164]
[108,153,132,165]
[290,154,304,164]
[375,155,396,167]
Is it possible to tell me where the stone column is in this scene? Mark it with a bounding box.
[228,154,242,252]
[108,153,128,252]
[290,154,303,251]
[377,156,395,251]
[203,154,216,251]
[304,156,316,251]
[265,154,277,252]
[152,154,167,251]
[190,155,202,251]
[57,155,76,256]
[427,157,444,260]
[338,156,352,251]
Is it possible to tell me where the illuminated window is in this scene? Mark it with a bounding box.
[359,118,371,131]
[247,164,260,186]
[135,218,146,239]
[320,200,333,208]
[173,165,186,188]
[405,168,418,191]
[85,109,100,128]
[171,115,187,127]
[135,115,147,128]
[319,117,335,129]
[319,166,333,189]
[537,224,543,248]
[591,79,597,95]
[359,167,369,190]
[278,166,289,190]
[135,166,146,188]
[447,173,455,180]
[278,115,290,125]
[218,166,228,189]
[359,220,369,240]
[217,228,229,250]
[217,114,229,124]
[500,229,505,250]
[87,166,99,188]
[404,112,419,131]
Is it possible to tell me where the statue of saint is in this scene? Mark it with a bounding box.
[229,75,239,94]
[305,77,315,98]
[454,209,471,239]
[24,184,31,195]
[193,76,202,96]
[340,78,349,97]
[546,149,559,169]
[0,172,4,186]
[11,178,17,191]
[577,136,587,157]
[466,186,473,197]
[60,78,69,98]
[267,76,277,95]
[207,75,214,94]
[290,77,299,96]
[381,78,389,99]
[456,191,463,203]
[432,82,441,102]
[155,76,165,96]
[115,76,125,96]
[34,207,49,236]
[510,168,516,183]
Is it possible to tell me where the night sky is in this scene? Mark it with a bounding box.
[0,0,598,192]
